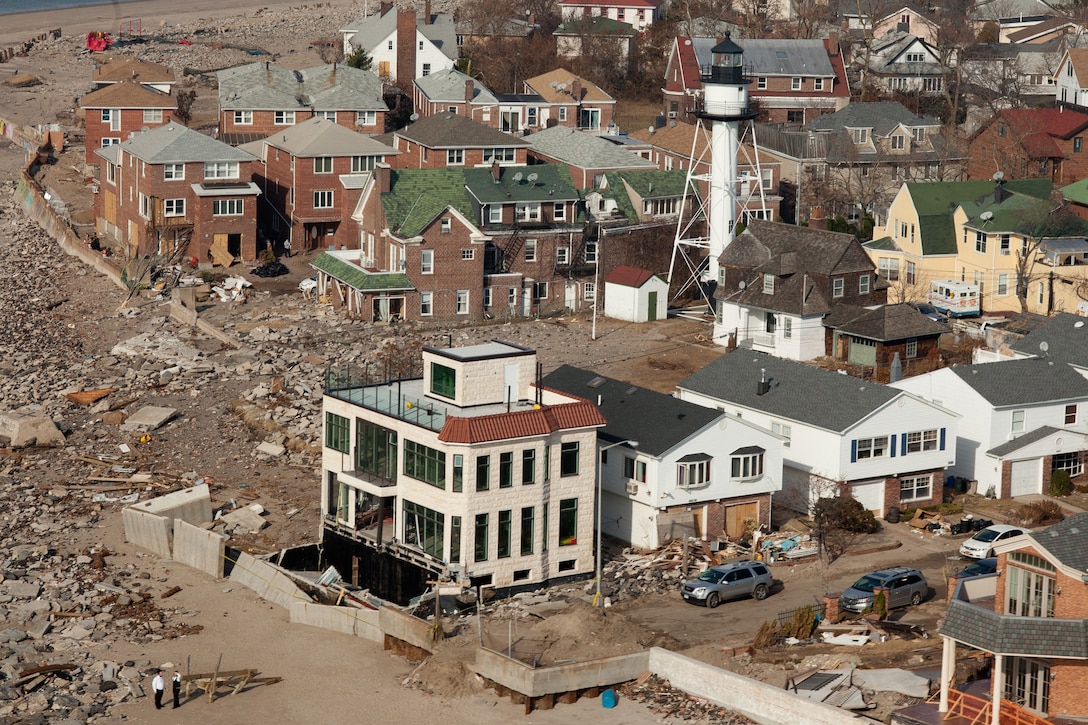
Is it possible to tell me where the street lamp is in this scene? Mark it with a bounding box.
[595,438,638,607]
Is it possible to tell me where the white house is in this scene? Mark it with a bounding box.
[603,265,668,323]
[540,365,785,549]
[321,340,606,602]
[677,350,957,517]
[889,358,1088,498]
[340,6,457,83]
[558,0,663,32]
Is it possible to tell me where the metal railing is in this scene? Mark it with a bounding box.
[326,366,448,432]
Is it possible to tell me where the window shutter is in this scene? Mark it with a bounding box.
[850,440,857,463]
[939,427,946,451]
[901,434,907,457]
[890,434,896,457]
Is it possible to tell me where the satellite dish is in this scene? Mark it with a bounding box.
[980,211,994,221]
[512,172,523,183]
[993,170,1005,181]
[550,81,558,88]
[409,113,419,122]
[1040,341,1049,353]
[527,172,538,184]
[558,83,567,91]
[738,280,747,290]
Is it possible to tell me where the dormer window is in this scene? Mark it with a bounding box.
[891,135,905,150]
[763,273,774,294]
[912,127,926,142]
[853,128,869,144]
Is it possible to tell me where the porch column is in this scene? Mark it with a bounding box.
[939,636,955,712]
[991,653,1003,725]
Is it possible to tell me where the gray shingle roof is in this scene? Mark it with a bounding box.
[525,126,656,171]
[986,425,1062,457]
[264,117,397,158]
[1029,511,1088,572]
[118,122,256,164]
[414,68,499,105]
[1010,312,1088,367]
[677,350,899,432]
[395,113,529,149]
[824,303,947,341]
[949,358,1088,407]
[941,598,1088,657]
[218,63,386,112]
[805,102,939,136]
[540,365,722,457]
[735,39,834,77]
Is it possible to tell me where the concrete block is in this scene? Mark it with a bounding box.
[121,406,177,432]
[172,519,225,578]
[0,410,64,448]
[289,602,382,643]
[475,648,649,699]
[256,441,286,457]
[228,551,311,610]
[379,607,434,654]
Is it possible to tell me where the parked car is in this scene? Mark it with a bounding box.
[838,567,928,613]
[909,302,950,323]
[959,524,1030,559]
[958,557,997,578]
[680,559,773,608]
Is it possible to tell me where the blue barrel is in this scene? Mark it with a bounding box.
[601,689,617,708]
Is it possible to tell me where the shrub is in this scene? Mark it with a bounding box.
[1018,500,1065,526]
[873,591,887,619]
[813,496,880,534]
[1050,470,1073,497]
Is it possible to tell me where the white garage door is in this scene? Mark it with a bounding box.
[850,479,885,516]
[1010,458,1043,497]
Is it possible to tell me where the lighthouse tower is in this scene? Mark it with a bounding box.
[667,34,765,312]
[699,34,756,283]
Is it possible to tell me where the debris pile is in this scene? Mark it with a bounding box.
[619,673,758,723]
[596,539,717,602]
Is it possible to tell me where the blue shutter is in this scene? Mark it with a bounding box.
[939,428,946,451]
[850,440,858,463]
[901,433,907,457]
[890,434,896,458]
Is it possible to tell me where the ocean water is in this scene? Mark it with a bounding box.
[0,0,140,16]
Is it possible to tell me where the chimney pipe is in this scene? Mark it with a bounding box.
[757,368,770,395]
[491,159,501,181]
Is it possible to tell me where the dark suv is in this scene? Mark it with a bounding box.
[838,567,928,613]
[680,559,773,608]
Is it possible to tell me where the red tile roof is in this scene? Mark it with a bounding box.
[604,264,656,287]
[1003,107,1088,141]
[438,401,605,443]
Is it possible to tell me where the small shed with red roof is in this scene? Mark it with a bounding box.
[604,265,668,322]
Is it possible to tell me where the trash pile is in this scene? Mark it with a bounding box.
[619,673,758,723]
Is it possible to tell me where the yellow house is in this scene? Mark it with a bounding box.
[864,178,1058,313]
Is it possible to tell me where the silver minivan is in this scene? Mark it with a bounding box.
[839,567,928,613]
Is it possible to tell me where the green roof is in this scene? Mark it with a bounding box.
[1062,176,1088,204]
[381,168,476,238]
[310,252,414,291]
[600,170,694,223]
[863,235,899,251]
[905,179,1053,255]
[463,165,578,204]
[601,172,639,222]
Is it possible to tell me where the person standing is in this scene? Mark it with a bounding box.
[151,670,165,709]
[172,670,182,709]
[283,238,292,258]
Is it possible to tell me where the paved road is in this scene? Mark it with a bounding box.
[614,523,967,650]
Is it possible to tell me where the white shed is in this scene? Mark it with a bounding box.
[603,265,668,322]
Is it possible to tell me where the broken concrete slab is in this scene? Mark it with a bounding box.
[218,506,267,534]
[0,410,64,448]
[256,441,286,457]
[851,668,930,698]
[120,406,177,432]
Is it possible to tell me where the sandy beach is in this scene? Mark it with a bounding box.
[0,0,367,46]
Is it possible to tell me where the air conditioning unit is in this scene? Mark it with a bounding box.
[668,111,678,118]
[625,481,639,495]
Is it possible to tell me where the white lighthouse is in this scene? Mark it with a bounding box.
[699,34,756,283]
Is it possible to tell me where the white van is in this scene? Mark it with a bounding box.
[928,280,981,317]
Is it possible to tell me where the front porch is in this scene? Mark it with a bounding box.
[893,679,1060,725]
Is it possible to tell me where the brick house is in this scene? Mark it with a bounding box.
[524,125,657,188]
[677,349,955,519]
[523,69,617,133]
[80,81,176,168]
[558,0,663,32]
[376,113,529,169]
[339,4,457,87]
[413,68,500,125]
[823,302,947,375]
[93,121,261,263]
[91,57,175,94]
[713,219,890,359]
[217,62,388,145]
[239,117,398,253]
[915,513,1088,724]
[967,107,1088,184]
[540,365,785,548]
[662,36,849,125]
[320,340,606,602]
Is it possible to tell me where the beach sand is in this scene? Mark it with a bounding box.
[0,0,364,46]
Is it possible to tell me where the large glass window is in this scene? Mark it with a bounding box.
[558,498,578,546]
[450,516,461,563]
[355,419,397,480]
[403,500,444,559]
[403,440,446,488]
[520,507,534,555]
[1005,564,1056,618]
[474,513,488,561]
[900,474,931,502]
[497,510,512,558]
[453,454,463,492]
[476,455,490,490]
[1053,452,1083,477]
[560,441,579,476]
[499,452,514,488]
[905,429,938,453]
[204,161,239,179]
[677,458,711,488]
[730,449,764,479]
[212,199,244,216]
[325,412,349,452]
[522,449,535,484]
[431,363,455,398]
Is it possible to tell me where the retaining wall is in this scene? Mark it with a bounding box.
[379,606,435,654]
[289,602,382,643]
[476,648,650,699]
[647,647,860,725]
[172,519,225,578]
[120,507,173,558]
[122,484,213,557]
[228,551,312,609]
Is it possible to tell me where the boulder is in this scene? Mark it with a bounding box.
[0,410,64,448]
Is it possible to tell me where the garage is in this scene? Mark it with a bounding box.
[850,479,885,516]
[1010,458,1043,497]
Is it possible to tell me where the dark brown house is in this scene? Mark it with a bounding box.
[824,303,947,377]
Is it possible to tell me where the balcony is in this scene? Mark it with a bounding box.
[325,366,447,433]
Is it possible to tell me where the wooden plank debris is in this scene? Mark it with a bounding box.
[181,666,281,703]
[65,388,117,405]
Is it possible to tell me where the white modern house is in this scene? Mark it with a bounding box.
[677,350,957,517]
[321,340,605,602]
[540,365,784,549]
[890,357,1088,498]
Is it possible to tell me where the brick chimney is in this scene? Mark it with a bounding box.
[425,0,432,24]
[826,31,839,56]
[491,160,501,181]
[379,1,393,15]
[809,205,827,230]
[396,8,416,89]
[571,77,583,101]
[376,162,392,193]
[465,78,474,103]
